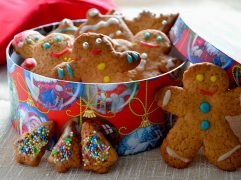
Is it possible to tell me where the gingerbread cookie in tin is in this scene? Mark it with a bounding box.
[75,8,133,40]
[52,32,140,83]
[12,30,44,59]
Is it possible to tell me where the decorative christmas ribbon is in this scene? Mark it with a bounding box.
[119,81,160,135]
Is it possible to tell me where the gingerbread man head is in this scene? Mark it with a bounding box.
[12,30,44,59]
[183,63,229,95]
[32,33,74,74]
[76,8,133,40]
[155,63,241,171]
[132,29,171,60]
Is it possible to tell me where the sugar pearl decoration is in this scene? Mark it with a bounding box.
[96,38,102,44]
[83,42,89,49]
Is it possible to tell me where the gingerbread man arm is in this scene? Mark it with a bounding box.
[155,86,186,117]
[112,50,141,71]
[223,87,241,116]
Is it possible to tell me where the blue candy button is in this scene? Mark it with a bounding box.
[199,102,211,113]
[201,120,210,131]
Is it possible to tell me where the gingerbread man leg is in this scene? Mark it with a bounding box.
[161,118,203,168]
[204,122,241,171]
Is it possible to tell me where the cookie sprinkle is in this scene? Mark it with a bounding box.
[51,132,73,162]
[83,133,110,166]
[16,126,49,157]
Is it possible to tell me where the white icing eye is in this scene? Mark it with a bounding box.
[96,38,102,44]
[88,8,100,17]
[83,42,89,49]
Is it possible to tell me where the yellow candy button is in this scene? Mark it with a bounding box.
[210,76,217,82]
[97,63,106,71]
[103,76,110,83]
[196,74,204,81]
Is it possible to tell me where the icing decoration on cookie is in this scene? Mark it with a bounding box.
[55,36,61,42]
[21,58,37,71]
[51,131,73,162]
[16,126,49,157]
[79,18,119,33]
[200,120,210,131]
[210,76,217,82]
[88,8,100,17]
[199,102,211,113]
[66,64,74,77]
[165,58,175,69]
[96,38,102,44]
[140,53,148,59]
[97,63,106,71]
[43,42,51,49]
[144,32,150,39]
[218,145,241,162]
[83,42,89,49]
[103,76,111,83]
[116,30,122,35]
[82,131,110,167]
[156,35,162,42]
[166,146,191,163]
[196,74,204,81]
[58,68,65,79]
[162,90,171,107]
[162,20,167,25]
[127,54,133,63]
[50,45,72,58]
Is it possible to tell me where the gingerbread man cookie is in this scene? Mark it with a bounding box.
[129,29,182,80]
[48,120,81,173]
[81,121,118,173]
[155,63,241,171]
[123,10,178,35]
[52,18,78,35]
[14,121,56,166]
[53,32,140,83]
[12,30,44,59]
[32,33,74,76]
[75,8,133,40]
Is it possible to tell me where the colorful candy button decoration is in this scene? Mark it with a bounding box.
[200,120,210,131]
[196,74,204,81]
[57,67,65,79]
[156,35,162,42]
[34,36,40,41]
[103,76,110,83]
[97,63,106,71]
[144,32,151,39]
[210,75,217,82]
[54,36,61,42]
[26,38,33,44]
[43,42,51,49]
[66,63,73,77]
[199,102,211,113]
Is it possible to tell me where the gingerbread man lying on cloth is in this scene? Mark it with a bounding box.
[155,62,241,171]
